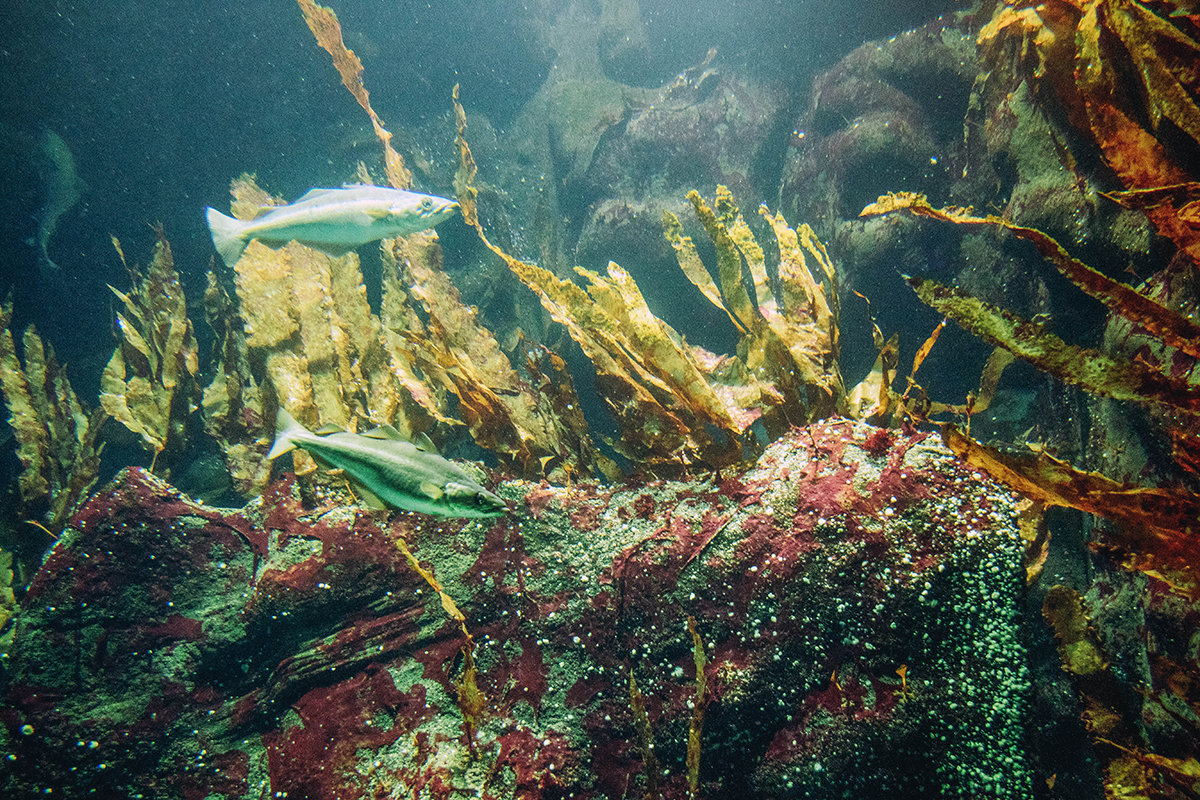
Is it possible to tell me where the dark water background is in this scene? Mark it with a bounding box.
[0,0,961,476]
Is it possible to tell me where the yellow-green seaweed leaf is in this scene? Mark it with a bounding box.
[863,191,1200,360]
[687,189,757,332]
[662,209,743,332]
[907,275,1200,414]
[0,300,49,502]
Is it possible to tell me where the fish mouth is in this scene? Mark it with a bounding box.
[473,490,508,516]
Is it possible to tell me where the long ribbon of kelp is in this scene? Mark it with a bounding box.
[862,191,1200,361]
[394,535,487,757]
[296,0,412,190]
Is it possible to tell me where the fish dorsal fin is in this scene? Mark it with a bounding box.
[419,481,444,500]
[314,423,345,436]
[413,432,439,454]
[361,424,407,441]
[294,187,339,202]
[252,205,277,219]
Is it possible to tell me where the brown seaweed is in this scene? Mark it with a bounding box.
[0,296,106,533]
[686,616,709,800]
[202,269,271,496]
[863,191,1200,360]
[941,423,1200,594]
[865,175,1200,599]
[1042,584,1168,797]
[454,91,747,470]
[388,232,601,479]
[0,549,14,632]
[295,0,412,189]
[628,667,660,798]
[216,170,592,483]
[979,0,1200,262]
[101,229,199,473]
[394,534,485,757]
[907,273,1200,414]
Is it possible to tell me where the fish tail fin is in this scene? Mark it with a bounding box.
[267,407,305,461]
[206,207,249,267]
[36,247,61,278]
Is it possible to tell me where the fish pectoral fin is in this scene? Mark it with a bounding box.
[296,240,358,258]
[309,452,336,470]
[419,481,445,500]
[352,481,389,510]
[314,423,345,436]
[363,207,391,220]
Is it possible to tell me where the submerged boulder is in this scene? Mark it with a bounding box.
[1,420,1032,799]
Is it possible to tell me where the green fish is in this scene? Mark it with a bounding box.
[206,185,458,267]
[266,408,507,519]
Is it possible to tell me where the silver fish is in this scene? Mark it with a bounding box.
[206,185,458,267]
[266,408,507,519]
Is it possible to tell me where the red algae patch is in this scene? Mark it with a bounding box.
[4,422,1031,798]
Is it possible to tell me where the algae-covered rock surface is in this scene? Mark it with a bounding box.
[0,420,1031,799]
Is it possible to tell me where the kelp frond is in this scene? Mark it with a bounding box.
[0,549,15,631]
[864,191,1200,360]
[862,192,1200,585]
[1042,584,1172,797]
[101,228,199,473]
[385,232,603,479]
[667,187,845,427]
[217,172,597,483]
[907,274,1200,413]
[218,177,420,447]
[394,535,486,756]
[453,90,743,470]
[0,296,106,532]
[686,616,709,800]
[295,0,411,189]
[451,88,849,470]
[863,193,1200,416]
[942,424,1200,596]
[979,0,1200,261]
[202,268,271,496]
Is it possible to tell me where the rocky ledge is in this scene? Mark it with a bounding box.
[1,420,1030,799]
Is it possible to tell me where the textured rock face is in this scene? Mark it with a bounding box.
[1,420,1030,799]
[573,73,788,276]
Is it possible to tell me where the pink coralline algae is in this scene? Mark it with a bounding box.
[1,420,1031,798]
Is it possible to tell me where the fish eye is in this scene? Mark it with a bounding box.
[420,197,433,211]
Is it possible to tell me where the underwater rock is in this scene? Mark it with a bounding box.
[781,13,1157,348]
[0,420,1035,798]
[575,73,787,276]
[1097,256,1200,488]
[779,20,977,236]
[777,17,1013,391]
